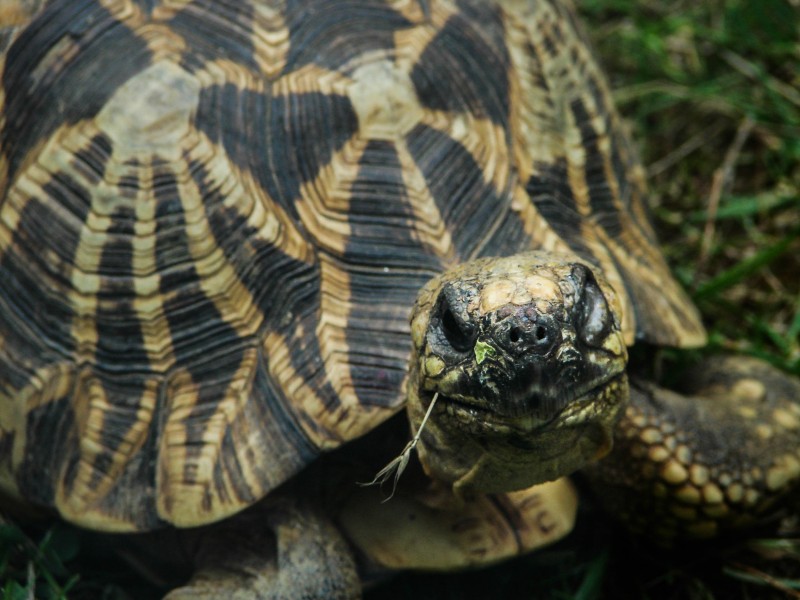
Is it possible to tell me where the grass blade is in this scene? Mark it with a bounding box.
[694,229,799,300]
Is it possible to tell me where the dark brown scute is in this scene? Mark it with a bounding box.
[405,124,511,259]
[168,0,257,72]
[343,140,438,409]
[411,2,510,127]
[283,0,413,74]
[1,0,151,184]
[194,84,359,216]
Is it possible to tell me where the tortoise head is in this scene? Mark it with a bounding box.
[408,252,629,494]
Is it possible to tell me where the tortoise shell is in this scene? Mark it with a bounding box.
[0,0,703,531]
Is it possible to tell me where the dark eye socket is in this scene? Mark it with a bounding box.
[441,304,474,353]
[577,270,611,347]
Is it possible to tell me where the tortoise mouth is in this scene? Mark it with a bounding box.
[429,373,627,434]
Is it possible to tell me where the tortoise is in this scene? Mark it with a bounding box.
[1,0,799,597]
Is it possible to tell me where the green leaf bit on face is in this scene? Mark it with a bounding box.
[474,340,497,364]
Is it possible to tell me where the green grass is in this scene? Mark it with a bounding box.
[2,0,799,597]
[580,0,800,378]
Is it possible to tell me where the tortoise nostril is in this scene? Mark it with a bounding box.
[495,314,560,356]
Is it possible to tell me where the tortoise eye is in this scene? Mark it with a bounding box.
[433,286,476,354]
[441,305,473,352]
[575,268,612,347]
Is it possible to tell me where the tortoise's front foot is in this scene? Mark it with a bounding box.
[165,498,360,600]
[585,356,800,542]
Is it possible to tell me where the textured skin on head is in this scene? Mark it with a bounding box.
[0,0,703,531]
[407,252,628,493]
[584,356,800,541]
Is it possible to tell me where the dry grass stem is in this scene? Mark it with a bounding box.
[721,50,800,108]
[360,392,440,500]
[725,562,800,599]
[647,121,727,178]
[697,116,755,267]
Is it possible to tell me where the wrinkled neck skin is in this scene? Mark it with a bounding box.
[408,366,628,495]
[406,252,629,496]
